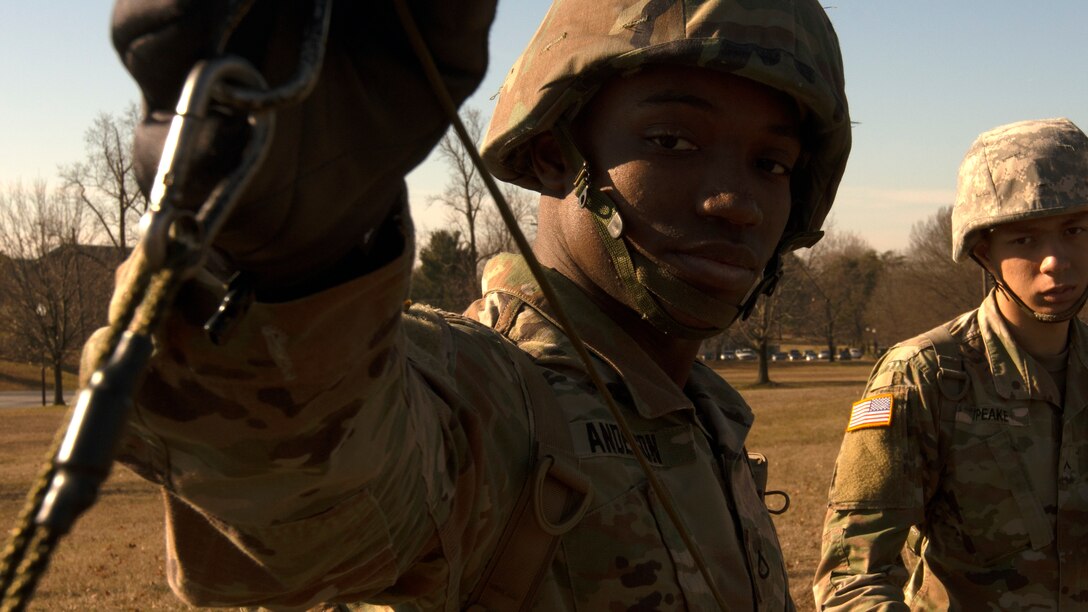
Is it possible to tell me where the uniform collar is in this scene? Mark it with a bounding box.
[686,363,755,452]
[479,253,701,419]
[1064,318,1088,418]
[977,291,1087,406]
[1071,316,1088,372]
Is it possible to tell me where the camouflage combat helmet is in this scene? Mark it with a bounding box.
[952,118,1088,321]
[481,0,851,337]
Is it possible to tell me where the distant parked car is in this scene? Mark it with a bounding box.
[817,350,831,360]
[734,349,757,361]
[770,351,789,361]
[719,350,735,360]
[803,350,818,361]
[837,349,852,361]
[788,349,803,361]
[848,347,863,359]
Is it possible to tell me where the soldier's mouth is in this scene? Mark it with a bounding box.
[664,252,756,293]
[1038,284,1077,304]
[1040,283,1074,298]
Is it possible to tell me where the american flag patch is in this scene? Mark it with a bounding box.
[846,393,894,432]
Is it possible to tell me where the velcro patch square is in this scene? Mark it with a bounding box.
[846,393,894,432]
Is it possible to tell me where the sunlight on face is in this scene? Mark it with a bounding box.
[978,211,1088,315]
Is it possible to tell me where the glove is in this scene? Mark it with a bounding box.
[111,0,497,290]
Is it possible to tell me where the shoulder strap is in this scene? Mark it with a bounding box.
[894,326,969,566]
[406,304,593,610]
[920,325,969,478]
[465,356,593,611]
[922,326,970,403]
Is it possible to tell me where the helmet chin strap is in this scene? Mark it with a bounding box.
[970,253,1088,323]
[553,122,781,339]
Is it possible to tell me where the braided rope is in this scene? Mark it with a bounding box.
[0,262,177,610]
[0,420,65,604]
[1,528,60,612]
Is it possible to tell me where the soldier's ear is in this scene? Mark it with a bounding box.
[528,131,571,198]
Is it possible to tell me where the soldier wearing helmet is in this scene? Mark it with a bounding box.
[94,0,848,609]
[814,118,1088,609]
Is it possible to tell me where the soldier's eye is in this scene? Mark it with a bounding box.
[757,158,793,176]
[646,131,697,151]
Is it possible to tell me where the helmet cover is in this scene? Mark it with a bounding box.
[952,118,1088,262]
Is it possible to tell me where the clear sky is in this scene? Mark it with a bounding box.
[2,1,1087,253]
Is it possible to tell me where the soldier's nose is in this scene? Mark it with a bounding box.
[701,189,762,227]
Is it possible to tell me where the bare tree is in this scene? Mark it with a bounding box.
[0,182,106,405]
[798,231,883,361]
[431,107,539,276]
[729,254,810,384]
[865,206,984,344]
[59,105,147,259]
[479,183,539,257]
[903,205,984,311]
[734,294,780,385]
[431,107,488,271]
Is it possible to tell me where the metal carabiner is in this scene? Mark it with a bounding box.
[139,57,275,274]
[137,0,333,275]
[1,4,334,610]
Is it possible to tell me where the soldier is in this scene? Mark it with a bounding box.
[813,118,1088,609]
[96,0,849,609]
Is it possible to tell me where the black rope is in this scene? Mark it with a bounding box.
[391,0,729,606]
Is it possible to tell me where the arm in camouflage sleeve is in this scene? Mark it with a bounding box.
[812,346,943,610]
[96,242,534,608]
[81,1,533,608]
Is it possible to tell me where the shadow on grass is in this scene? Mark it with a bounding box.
[0,371,42,389]
[0,491,31,503]
[734,380,867,391]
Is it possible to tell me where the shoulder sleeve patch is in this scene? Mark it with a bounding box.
[846,393,894,432]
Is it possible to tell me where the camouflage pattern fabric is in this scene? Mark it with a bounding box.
[84,238,793,609]
[468,253,793,610]
[952,118,1088,262]
[813,291,1088,610]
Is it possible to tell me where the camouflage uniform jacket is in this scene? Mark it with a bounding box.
[813,291,1088,610]
[100,239,792,609]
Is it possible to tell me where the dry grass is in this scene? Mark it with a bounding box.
[713,361,872,612]
[0,407,185,611]
[0,361,872,610]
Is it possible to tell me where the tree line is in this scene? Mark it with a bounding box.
[412,108,1068,385]
[722,209,988,384]
[0,105,535,402]
[0,106,144,404]
[413,209,982,379]
[409,108,536,311]
[3,104,1083,401]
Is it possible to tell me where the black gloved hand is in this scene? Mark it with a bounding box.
[112,0,497,289]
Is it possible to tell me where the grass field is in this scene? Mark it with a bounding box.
[0,360,872,610]
[0,360,78,393]
[724,361,871,611]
